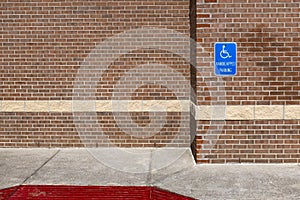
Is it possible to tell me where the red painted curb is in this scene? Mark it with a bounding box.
[0,185,195,200]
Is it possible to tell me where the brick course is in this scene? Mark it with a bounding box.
[0,112,189,148]
[196,120,300,163]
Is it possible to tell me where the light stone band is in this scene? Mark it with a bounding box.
[1,101,298,120]
[194,105,299,120]
[0,100,189,113]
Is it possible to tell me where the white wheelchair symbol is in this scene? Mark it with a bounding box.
[220,45,232,59]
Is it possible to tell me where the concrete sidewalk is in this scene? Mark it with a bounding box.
[0,148,299,200]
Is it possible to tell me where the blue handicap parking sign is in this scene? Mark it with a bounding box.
[214,42,237,76]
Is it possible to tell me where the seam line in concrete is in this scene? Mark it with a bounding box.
[22,149,61,185]
[150,166,192,186]
[5,150,60,200]
[146,149,154,185]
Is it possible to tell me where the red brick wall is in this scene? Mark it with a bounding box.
[1,0,299,164]
[0,1,191,148]
[195,0,300,163]
[0,0,189,101]
[196,120,300,163]
[197,0,300,106]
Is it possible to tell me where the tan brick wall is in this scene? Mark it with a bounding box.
[195,0,300,163]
